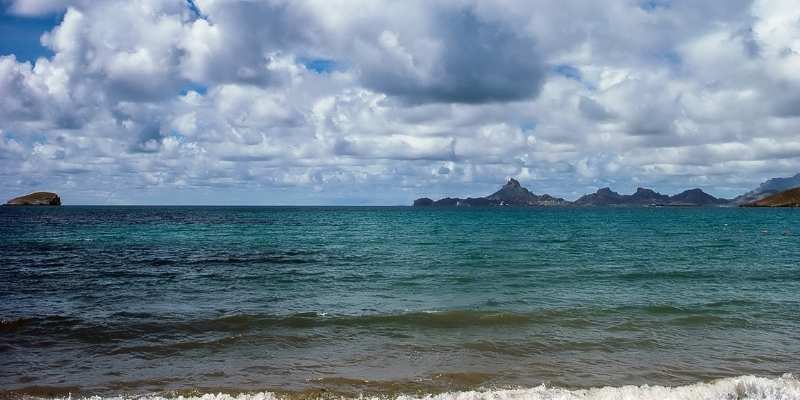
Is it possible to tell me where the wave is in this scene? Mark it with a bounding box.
[163,310,536,331]
[6,375,799,400]
[4,303,762,340]
[0,311,541,336]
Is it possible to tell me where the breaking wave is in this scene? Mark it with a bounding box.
[10,375,799,400]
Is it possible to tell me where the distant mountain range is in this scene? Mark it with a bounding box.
[574,187,729,207]
[414,173,800,208]
[414,179,729,207]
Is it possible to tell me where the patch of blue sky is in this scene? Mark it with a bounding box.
[4,131,47,145]
[180,82,209,95]
[1,130,18,142]
[520,121,537,132]
[552,64,598,91]
[168,131,188,141]
[185,0,206,19]
[553,64,582,81]
[661,50,681,66]
[300,58,339,74]
[0,11,62,62]
[639,0,671,12]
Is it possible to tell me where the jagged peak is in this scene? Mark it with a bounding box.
[504,178,521,188]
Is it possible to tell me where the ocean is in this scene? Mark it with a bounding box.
[1,206,799,400]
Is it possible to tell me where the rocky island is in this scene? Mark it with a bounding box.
[414,179,729,207]
[414,179,569,207]
[4,192,62,206]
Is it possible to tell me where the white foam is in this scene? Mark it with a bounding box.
[404,375,800,400]
[70,375,800,400]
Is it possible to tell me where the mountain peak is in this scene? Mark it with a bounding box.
[414,178,569,207]
[485,179,568,205]
[629,187,670,203]
[670,188,727,205]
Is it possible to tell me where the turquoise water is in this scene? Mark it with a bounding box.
[1,206,799,398]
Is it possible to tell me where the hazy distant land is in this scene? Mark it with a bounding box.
[4,173,800,208]
[414,174,800,208]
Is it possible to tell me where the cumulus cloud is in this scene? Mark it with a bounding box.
[350,5,545,103]
[1,0,800,204]
[6,0,80,16]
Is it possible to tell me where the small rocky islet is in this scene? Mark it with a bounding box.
[4,192,62,206]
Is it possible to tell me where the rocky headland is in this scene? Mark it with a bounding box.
[732,173,800,205]
[741,187,800,207]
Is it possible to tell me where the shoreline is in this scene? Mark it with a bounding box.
[2,375,798,400]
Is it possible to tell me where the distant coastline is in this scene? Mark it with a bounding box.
[413,179,730,208]
[414,175,800,208]
[4,172,799,208]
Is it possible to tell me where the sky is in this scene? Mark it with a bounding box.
[1,0,800,205]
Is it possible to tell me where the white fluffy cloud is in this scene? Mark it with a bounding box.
[1,0,800,204]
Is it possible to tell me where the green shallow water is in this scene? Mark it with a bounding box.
[1,206,799,397]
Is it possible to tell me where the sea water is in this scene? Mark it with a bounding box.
[1,206,799,399]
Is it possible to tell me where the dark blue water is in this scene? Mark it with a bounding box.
[1,206,799,399]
